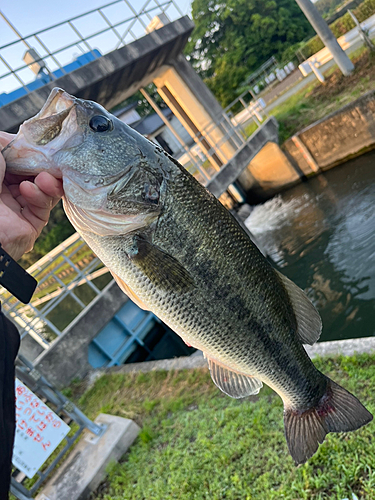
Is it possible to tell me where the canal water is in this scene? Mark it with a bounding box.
[245,150,375,342]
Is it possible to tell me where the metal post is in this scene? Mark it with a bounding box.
[140,88,211,182]
[98,9,124,45]
[33,35,66,76]
[116,0,151,47]
[348,9,375,51]
[68,21,98,59]
[0,54,30,92]
[0,10,32,49]
[308,60,325,83]
[295,0,354,76]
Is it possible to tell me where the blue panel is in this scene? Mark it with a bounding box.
[88,342,111,369]
[0,49,102,108]
[116,301,145,328]
[88,299,159,368]
[94,320,130,357]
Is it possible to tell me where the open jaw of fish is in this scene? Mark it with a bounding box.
[2,88,372,465]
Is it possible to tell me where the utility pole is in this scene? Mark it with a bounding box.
[295,0,354,76]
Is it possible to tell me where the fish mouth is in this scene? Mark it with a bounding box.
[35,87,77,121]
[2,88,83,176]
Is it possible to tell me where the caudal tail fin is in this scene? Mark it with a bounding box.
[284,377,373,465]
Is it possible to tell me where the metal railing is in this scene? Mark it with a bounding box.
[165,90,269,185]
[0,0,183,102]
[11,354,105,499]
[0,233,113,351]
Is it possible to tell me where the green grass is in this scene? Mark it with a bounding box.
[67,354,375,499]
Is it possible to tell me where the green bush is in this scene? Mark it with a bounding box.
[299,0,375,59]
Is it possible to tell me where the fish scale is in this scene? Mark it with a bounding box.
[3,87,372,465]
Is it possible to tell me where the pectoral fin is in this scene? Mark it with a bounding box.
[206,356,263,398]
[130,237,194,292]
[110,271,149,310]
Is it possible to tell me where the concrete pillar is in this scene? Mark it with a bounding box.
[153,54,238,171]
[295,0,354,76]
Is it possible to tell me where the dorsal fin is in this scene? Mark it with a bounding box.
[206,356,263,399]
[110,271,149,311]
[276,270,322,345]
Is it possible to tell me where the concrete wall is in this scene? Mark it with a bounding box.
[239,142,301,199]
[154,56,237,170]
[283,90,375,172]
[33,281,128,389]
[206,117,279,197]
[205,117,304,203]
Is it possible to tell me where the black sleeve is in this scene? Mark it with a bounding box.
[0,308,20,500]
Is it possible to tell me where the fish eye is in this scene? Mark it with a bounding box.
[89,115,113,132]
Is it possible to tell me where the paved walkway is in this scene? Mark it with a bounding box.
[262,38,365,113]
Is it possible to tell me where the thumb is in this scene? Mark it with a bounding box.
[0,132,16,192]
[0,131,15,149]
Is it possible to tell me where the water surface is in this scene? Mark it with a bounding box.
[245,151,375,342]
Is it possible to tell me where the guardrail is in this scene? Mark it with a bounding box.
[299,12,375,76]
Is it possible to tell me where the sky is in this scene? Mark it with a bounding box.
[0,0,192,94]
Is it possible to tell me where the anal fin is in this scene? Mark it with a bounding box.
[111,271,149,311]
[206,356,263,399]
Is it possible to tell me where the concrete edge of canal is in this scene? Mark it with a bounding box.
[93,336,375,380]
[232,90,375,203]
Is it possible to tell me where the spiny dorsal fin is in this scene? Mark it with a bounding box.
[110,271,149,311]
[276,270,322,346]
[206,356,263,399]
[130,237,195,292]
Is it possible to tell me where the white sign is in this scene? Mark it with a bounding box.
[13,379,70,479]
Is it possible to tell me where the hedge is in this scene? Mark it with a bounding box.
[299,0,375,59]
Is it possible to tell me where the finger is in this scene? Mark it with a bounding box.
[19,181,52,207]
[0,155,5,188]
[16,195,27,208]
[19,180,60,222]
[0,132,15,149]
[6,183,21,199]
[34,172,64,205]
[3,183,28,208]
[0,189,23,213]
[20,205,47,237]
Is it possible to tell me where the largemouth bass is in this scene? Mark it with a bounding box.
[3,88,372,464]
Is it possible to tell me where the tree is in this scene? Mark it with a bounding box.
[185,0,314,106]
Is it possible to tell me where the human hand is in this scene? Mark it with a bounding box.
[0,131,64,261]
